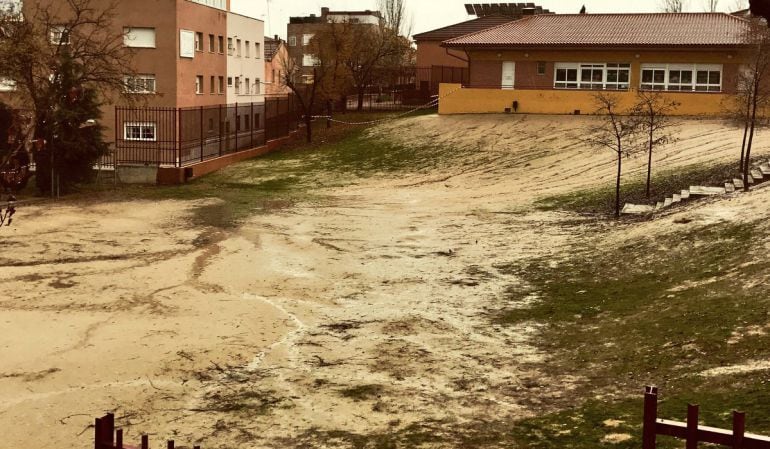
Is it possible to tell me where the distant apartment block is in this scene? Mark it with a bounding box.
[17,0,265,145]
[287,7,382,83]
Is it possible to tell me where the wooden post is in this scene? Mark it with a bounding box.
[116,429,123,449]
[167,440,175,449]
[94,416,102,449]
[687,404,699,449]
[141,435,149,449]
[643,386,658,449]
[733,411,746,449]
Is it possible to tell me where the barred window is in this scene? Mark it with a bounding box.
[124,75,156,94]
[124,122,156,141]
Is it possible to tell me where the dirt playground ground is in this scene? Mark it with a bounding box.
[1,114,768,448]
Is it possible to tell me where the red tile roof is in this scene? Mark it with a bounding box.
[413,15,518,42]
[443,13,752,48]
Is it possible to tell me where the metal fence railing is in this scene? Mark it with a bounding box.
[115,95,299,168]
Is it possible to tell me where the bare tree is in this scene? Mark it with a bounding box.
[584,92,641,218]
[0,0,136,193]
[733,19,770,191]
[704,0,720,11]
[631,91,680,199]
[379,0,413,38]
[660,0,688,12]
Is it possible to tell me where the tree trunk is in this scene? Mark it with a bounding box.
[740,120,749,170]
[615,145,622,219]
[646,126,654,199]
[357,86,365,112]
[305,114,312,143]
[743,89,759,192]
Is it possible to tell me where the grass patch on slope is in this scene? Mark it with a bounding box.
[536,161,741,215]
[80,113,468,229]
[497,219,770,449]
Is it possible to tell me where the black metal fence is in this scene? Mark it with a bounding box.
[115,95,298,167]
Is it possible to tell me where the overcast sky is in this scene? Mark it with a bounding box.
[231,0,748,38]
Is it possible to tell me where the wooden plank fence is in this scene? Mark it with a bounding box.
[95,414,200,449]
[643,386,770,449]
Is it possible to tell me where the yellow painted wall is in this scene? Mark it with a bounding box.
[438,83,733,116]
[438,47,746,116]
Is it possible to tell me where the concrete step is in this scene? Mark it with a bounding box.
[663,198,673,207]
[760,164,770,176]
[621,203,655,215]
[751,168,764,180]
[733,178,745,190]
[656,201,664,210]
[689,186,726,196]
[681,190,690,200]
[672,193,682,203]
[725,182,736,193]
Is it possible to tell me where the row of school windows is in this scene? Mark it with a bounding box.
[531,62,724,92]
[124,113,262,142]
[124,75,262,95]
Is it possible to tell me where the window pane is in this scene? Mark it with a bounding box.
[697,71,709,84]
[642,70,653,83]
[607,70,618,82]
[619,71,629,83]
[681,71,693,84]
[653,70,665,83]
[581,70,592,82]
[592,70,602,82]
[556,69,566,82]
[669,70,680,83]
[709,71,721,85]
[567,69,577,82]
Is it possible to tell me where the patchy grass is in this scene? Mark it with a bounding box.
[74,113,457,229]
[338,384,383,401]
[497,218,770,448]
[536,160,744,215]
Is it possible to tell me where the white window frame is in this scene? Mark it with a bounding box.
[255,42,261,59]
[640,63,723,92]
[195,75,203,94]
[302,34,314,46]
[244,77,250,94]
[288,36,297,47]
[227,37,233,55]
[303,53,319,67]
[554,62,630,90]
[123,27,156,48]
[255,78,261,94]
[0,78,17,92]
[124,74,156,94]
[245,40,250,58]
[124,122,157,142]
[180,30,195,58]
[50,26,69,45]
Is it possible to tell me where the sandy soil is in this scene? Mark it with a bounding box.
[1,114,768,448]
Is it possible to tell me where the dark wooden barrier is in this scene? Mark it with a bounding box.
[643,386,770,449]
[95,413,200,449]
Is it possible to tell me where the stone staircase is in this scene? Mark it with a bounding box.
[621,160,770,215]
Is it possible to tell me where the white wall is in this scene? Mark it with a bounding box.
[226,12,265,104]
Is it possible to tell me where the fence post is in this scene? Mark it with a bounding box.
[234,101,238,152]
[177,108,182,168]
[116,429,123,449]
[687,404,699,449]
[199,106,204,162]
[168,440,175,449]
[733,411,746,449]
[643,386,658,449]
[250,101,254,149]
[218,104,223,157]
[114,107,119,166]
[141,435,149,449]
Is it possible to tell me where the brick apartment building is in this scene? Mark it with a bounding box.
[264,35,291,95]
[13,0,265,146]
[287,7,382,83]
